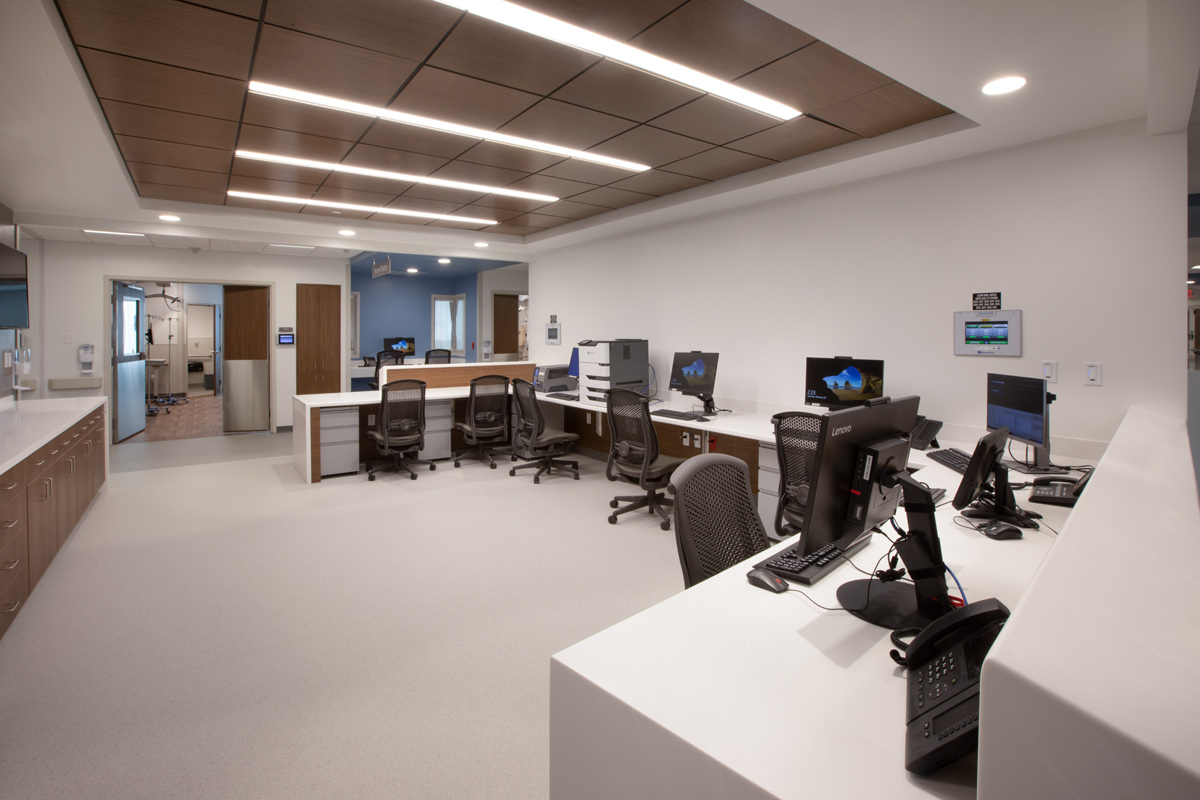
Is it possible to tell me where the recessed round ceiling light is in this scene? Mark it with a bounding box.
[406,267,419,274]
[474,242,489,248]
[438,258,450,264]
[338,229,356,236]
[331,210,342,214]
[158,214,181,222]
[982,76,1026,95]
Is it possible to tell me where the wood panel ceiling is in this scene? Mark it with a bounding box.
[54,0,952,237]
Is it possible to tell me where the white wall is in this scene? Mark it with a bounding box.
[478,265,529,357]
[22,239,349,428]
[529,119,1187,453]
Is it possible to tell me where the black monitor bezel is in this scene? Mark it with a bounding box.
[804,356,885,410]
[951,426,1009,510]
[382,336,417,355]
[985,372,1047,448]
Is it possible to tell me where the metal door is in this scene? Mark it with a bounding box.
[112,281,147,442]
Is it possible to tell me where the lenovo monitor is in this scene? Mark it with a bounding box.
[986,372,1065,474]
[667,351,719,413]
[383,336,417,356]
[952,426,1040,528]
[805,357,884,409]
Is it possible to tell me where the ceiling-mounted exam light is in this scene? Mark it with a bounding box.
[248,82,651,172]
[430,0,802,120]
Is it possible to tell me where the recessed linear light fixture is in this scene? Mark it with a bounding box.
[430,0,801,121]
[269,244,316,250]
[406,267,419,274]
[227,190,498,226]
[158,214,181,222]
[83,229,145,236]
[248,82,650,173]
[235,151,560,202]
[438,258,451,264]
[982,76,1026,95]
[339,229,356,236]
[474,242,489,248]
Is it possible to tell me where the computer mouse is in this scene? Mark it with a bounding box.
[746,568,789,593]
[982,520,1023,540]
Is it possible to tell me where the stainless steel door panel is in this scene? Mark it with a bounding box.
[223,359,269,431]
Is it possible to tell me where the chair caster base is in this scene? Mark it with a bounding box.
[489,463,497,469]
[608,515,618,524]
[509,468,516,476]
[454,461,461,468]
[660,521,671,531]
[368,474,375,481]
[430,463,436,471]
[533,477,540,484]
[609,500,619,508]
[410,473,417,481]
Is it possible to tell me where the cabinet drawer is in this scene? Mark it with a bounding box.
[425,400,452,420]
[0,513,28,581]
[0,564,29,640]
[0,462,25,507]
[758,443,779,471]
[319,407,358,429]
[320,424,360,444]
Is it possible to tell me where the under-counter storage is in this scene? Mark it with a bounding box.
[423,400,452,460]
[319,407,360,478]
[0,400,107,640]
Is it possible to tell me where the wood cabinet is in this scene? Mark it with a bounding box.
[296,284,341,395]
[3,403,106,634]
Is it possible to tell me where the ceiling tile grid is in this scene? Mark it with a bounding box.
[54,0,954,235]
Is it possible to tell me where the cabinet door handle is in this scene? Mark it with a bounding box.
[1,559,18,570]
[84,442,92,456]
[45,478,53,500]
[1,519,17,529]
[2,600,19,614]
[1,482,16,491]
[67,457,76,475]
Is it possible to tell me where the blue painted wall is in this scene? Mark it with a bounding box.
[351,258,479,363]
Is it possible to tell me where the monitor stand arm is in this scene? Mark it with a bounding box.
[961,462,1042,527]
[697,393,718,415]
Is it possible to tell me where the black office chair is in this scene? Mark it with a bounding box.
[424,349,451,364]
[771,411,824,540]
[453,374,510,469]
[605,388,684,531]
[368,350,403,390]
[509,378,579,483]
[366,378,435,481]
[669,453,771,588]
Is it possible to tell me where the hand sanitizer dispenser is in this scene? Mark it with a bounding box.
[79,344,94,376]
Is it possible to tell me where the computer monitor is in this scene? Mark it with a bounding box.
[566,346,580,379]
[667,351,719,414]
[804,356,885,409]
[951,426,1040,528]
[798,395,921,557]
[383,336,416,356]
[986,372,1065,474]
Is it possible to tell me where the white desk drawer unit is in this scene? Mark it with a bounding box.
[758,442,781,536]
[422,400,452,460]
[319,407,359,477]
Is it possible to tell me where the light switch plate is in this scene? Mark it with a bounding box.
[1084,362,1103,386]
[1040,360,1058,383]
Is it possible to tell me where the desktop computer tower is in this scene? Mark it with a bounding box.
[578,339,649,406]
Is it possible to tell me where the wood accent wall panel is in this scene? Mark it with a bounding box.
[309,408,321,483]
[382,363,534,389]
[223,285,269,360]
[563,406,611,454]
[492,293,519,354]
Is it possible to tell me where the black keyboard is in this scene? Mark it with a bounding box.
[652,408,703,421]
[928,447,971,474]
[547,392,578,401]
[755,539,865,586]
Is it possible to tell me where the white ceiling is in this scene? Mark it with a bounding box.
[1,0,1197,263]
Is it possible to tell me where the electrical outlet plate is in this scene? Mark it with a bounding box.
[692,433,701,448]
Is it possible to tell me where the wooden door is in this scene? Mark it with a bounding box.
[493,294,519,355]
[223,285,270,431]
[296,284,340,395]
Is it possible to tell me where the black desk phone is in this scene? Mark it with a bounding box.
[1027,469,1092,507]
[909,416,943,451]
[902,598,1010,775]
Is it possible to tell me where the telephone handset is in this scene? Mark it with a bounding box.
[1028,468,1092,507]
[901,597,1010,775]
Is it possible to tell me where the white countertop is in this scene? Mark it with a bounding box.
[0,396,107,474]
[291,387,470,411]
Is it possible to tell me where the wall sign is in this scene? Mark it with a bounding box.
[972,292,1002,311]
[372,258,391,278]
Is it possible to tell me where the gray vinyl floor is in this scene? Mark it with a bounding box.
[0,433,683,799]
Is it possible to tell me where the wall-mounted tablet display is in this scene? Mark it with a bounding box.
[954,310,1022,356]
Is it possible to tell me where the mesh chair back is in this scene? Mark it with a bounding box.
[378,379,426,446]
[671,454,770,588]
[374,350,403,385]
[467,375,509,437]
[607,388,658,468]
[772,411,823,506]
[424,349,451,364]
[511,378,543,445]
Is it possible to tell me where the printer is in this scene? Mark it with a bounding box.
[534,364,577,394]
[577,339,649,407]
